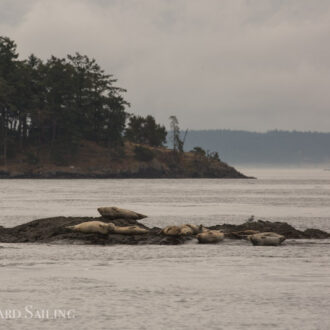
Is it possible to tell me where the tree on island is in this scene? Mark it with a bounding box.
[0,36,172,166]
[125,114,167,147]
[0,37,19,165]
[0,36,130,165]
[191,146,206,157]
[169,115,188,153]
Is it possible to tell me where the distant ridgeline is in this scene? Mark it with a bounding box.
[184,130,330,166]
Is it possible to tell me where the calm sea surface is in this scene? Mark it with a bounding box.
[0,168,329,330]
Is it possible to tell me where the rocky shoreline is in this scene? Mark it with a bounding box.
[0,170,248,179]
[0,141,250,179]
[0,213,328,245]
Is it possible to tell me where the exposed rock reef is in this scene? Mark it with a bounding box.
[208,220,330,239]
[0,216,184,245]
[0,209,328,245]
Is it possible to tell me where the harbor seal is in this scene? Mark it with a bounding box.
[197,230,225,244]
[66,221,115,235]
[248,232,286,246]
[162,225,182,236]
[112,225,149,235]
[184,224,205,235]
[97,207,147,220]
[161,224,202,236]
[67,222,148,235]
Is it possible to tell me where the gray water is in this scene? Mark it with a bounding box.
[0,169,329,330]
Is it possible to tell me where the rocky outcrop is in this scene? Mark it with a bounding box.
[0,216,191,245]
[303,228,330,239]
[208,220,330,239]
[0,217,328,245]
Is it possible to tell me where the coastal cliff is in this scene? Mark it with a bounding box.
[0,141,247,179]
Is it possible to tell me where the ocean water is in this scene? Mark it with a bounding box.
[0,169,329,329]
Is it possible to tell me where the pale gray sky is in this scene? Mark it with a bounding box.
[1,0,330,131]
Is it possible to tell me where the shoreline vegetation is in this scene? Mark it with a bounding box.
[0,36,247,179]
[0,207,328,245]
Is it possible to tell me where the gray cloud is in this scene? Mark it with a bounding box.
[1,0,330,131]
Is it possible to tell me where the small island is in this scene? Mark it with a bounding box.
[0,37,246,179]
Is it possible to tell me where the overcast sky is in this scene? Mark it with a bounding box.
[1,0,330,131]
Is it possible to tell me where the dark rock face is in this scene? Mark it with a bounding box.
[0,167,248,179]
[0,217,328,245]
[208,220,330,240]
[303,228,330,239]
[0,217,192,245]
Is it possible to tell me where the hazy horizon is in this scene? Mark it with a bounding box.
[182,128,330,134]
[182,129,330,166]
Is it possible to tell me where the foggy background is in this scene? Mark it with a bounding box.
[1,0,330,132]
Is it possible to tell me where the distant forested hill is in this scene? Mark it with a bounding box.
[0,36,248,178]
[183,130,330,166]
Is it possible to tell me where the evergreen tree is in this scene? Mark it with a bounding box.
[125,115,167,147]
[0,36,143,164]
[169,115,187,152]
[0,36,19,164]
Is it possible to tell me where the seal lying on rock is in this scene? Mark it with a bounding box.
[162,225,183,236]
[67,221,148,235]
[197,230,224,244]
[97,207,147,220]
[111,225,149,235]
[248,232,286,246]
[178,225,194,236]
[66,221,115,235]
[184,224,205,235]
[162,224,204,236]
